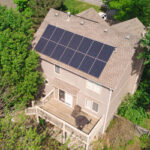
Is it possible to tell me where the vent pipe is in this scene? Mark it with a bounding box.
[67,12,71,21]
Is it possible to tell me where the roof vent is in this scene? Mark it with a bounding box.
[67,12,71,21]
[125,35,130,40]
[104,29,108,32]
[80,21,84,25]
[55,12,59,17]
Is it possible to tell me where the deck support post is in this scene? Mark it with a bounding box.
[62,123,65,144]
[86,136,90,150]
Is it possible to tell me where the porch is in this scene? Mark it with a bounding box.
[26,88,104,149]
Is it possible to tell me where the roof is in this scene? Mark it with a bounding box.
[33,8,144,90]
[77,8,109,27]
[111,18,145,37]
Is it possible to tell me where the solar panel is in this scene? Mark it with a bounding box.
[88,41,103,57]
[59,31,73,46]
[69,34,83,49]
[43,41,56,56]
[78,37,93,53]
[51,28,64,42]
[42,25,55,39]
[98,44,114,62]
[35,24,115,78]
[60,48,75,64]
[35,38,48,52]
[89,60,106,77]
[79,56,95,73]
[69,52,84,68]
[51,45,65,60]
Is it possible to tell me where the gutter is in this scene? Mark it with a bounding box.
[102,89,113,134]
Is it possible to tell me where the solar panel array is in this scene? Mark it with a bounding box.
[35,24,115,78]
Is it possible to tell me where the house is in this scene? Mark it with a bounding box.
[26,8,145,149]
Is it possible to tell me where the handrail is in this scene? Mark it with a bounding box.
[36,106,89,140]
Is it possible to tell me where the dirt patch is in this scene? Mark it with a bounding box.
[101,116,141,150]
[0,0,16,9]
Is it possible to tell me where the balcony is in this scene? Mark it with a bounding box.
[26,90,104,150]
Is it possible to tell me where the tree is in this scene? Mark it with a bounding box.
[14,0,64,30]
[139,27,150,65]
[103,0,150,26]
[0,5,43,108]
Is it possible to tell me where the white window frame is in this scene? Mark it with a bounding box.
[58,89,73,108]
[85,99,99,113]
[55,65,60,74]
[86,80,101,94]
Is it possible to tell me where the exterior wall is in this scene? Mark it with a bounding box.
[41,59,110,118]
[105,60,142,129]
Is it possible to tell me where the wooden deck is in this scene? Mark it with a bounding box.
[41,99,99,134]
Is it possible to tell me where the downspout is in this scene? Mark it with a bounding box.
[102,89,113,134]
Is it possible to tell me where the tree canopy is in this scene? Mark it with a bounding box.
[103,0,150,26]
[0,5,43,108]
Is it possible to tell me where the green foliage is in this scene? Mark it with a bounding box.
[0,112,69,150]
[103,0,150,26]
[14,0,30,12]
[118,94,148,125]
[140,134,150,149]
[0,5,43,107]
[138,27,150,65]
[0,113,44,150]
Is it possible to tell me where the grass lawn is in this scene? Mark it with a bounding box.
[63,0,100,14]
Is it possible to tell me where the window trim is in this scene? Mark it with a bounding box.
[85,99,99,113]
[55,65,60,74]
[58,89,73,108]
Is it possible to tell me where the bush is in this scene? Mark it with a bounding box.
[118,94,148,125]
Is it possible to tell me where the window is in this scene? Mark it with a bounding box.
[85,99,99,112]
[58,89,73,107]
[59,89,65,102]
[92,102,98,112]
[55,65,60,73]
[86,80,101,94]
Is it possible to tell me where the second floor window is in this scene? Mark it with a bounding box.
[55,65,60,74]
[85,99,99,113]
[86,80,101,94]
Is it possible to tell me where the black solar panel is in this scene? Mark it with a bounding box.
[79,56,95,73]
[35,24,115,78]
[69,52,84,68]
[89,60,106,77]
[60,48,75,64]
[69,34,83,49]
[43,41,56,56]
[42,25,55,39]
[51,45,65,60]
[59,31,73,46]
[78,37,93,53]
[88,41,103,57]
[51,28,64,42]
[98,44,114,62]
[35,38,48,52]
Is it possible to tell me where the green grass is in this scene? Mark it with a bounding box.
[140,118,150,130]
[63,0,100,14]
